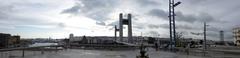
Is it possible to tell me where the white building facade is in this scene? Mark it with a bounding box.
[233,27,240,46]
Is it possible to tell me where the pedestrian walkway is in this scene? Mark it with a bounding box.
[18,48,210,58]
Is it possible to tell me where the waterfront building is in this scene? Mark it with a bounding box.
[0,33,21,48]
[233,27,240,46]
[8,35,20,47]
[0,33,11,48]
[69,33,74,42]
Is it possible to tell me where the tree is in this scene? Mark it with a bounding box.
[199,40,203,45]
[176,32,184,47]
[176,32,184,40]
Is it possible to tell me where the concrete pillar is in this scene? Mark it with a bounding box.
[118,13,133,43]
[114,25,119,41]
[119,13,123,41]
[128,14,132,43]
[115,25,117,41]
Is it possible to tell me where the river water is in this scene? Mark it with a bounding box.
[28,43,58,47]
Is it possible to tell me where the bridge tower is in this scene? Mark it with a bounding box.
[69,33,74,42]
[115,25,119,41]
[119,13,133,43]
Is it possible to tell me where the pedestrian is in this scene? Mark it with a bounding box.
[155,43,159,51]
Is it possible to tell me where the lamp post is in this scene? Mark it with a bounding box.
[203,22,209,56]
[169,0,181,49]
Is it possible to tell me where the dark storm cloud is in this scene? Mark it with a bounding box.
[61,0,119,25]
[175,12,197,23]
[62,0,117,14]
[61,0,162,26]
[148,9,168,19]
[77,0,117,12]
[148,9,216,23]
[61,3,81,15]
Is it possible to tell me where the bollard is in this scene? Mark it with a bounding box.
[8,51,11,58]
[55,46,58,52]
[0,52,2,58]
[41,48,44,54]
[1,52,3,58]
[203,50,206,56]
[186,48,189,55]
[22,49,25,57]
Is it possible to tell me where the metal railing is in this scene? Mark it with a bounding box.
[0,45,64,58]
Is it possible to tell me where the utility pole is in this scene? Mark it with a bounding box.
[203,22,207,56]
[169,0,181,49]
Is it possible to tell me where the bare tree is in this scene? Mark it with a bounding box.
[176,32,184,47]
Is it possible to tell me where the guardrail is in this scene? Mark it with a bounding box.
[175,47,240,57]
[0,45,64,58]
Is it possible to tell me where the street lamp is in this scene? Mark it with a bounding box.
[173,2,181,7]
[169,0,181,49]
[203,22,210,56]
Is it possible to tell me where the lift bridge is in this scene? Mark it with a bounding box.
[71,13,152,48]
[113,13,137,46]
[113,13,153,47]
[65,13,155,48]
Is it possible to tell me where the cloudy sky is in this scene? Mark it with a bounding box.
[0,0,239,41]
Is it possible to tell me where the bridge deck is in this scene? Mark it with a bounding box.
[115,41,138,46]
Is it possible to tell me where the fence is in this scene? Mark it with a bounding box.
[0,45,63,58]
